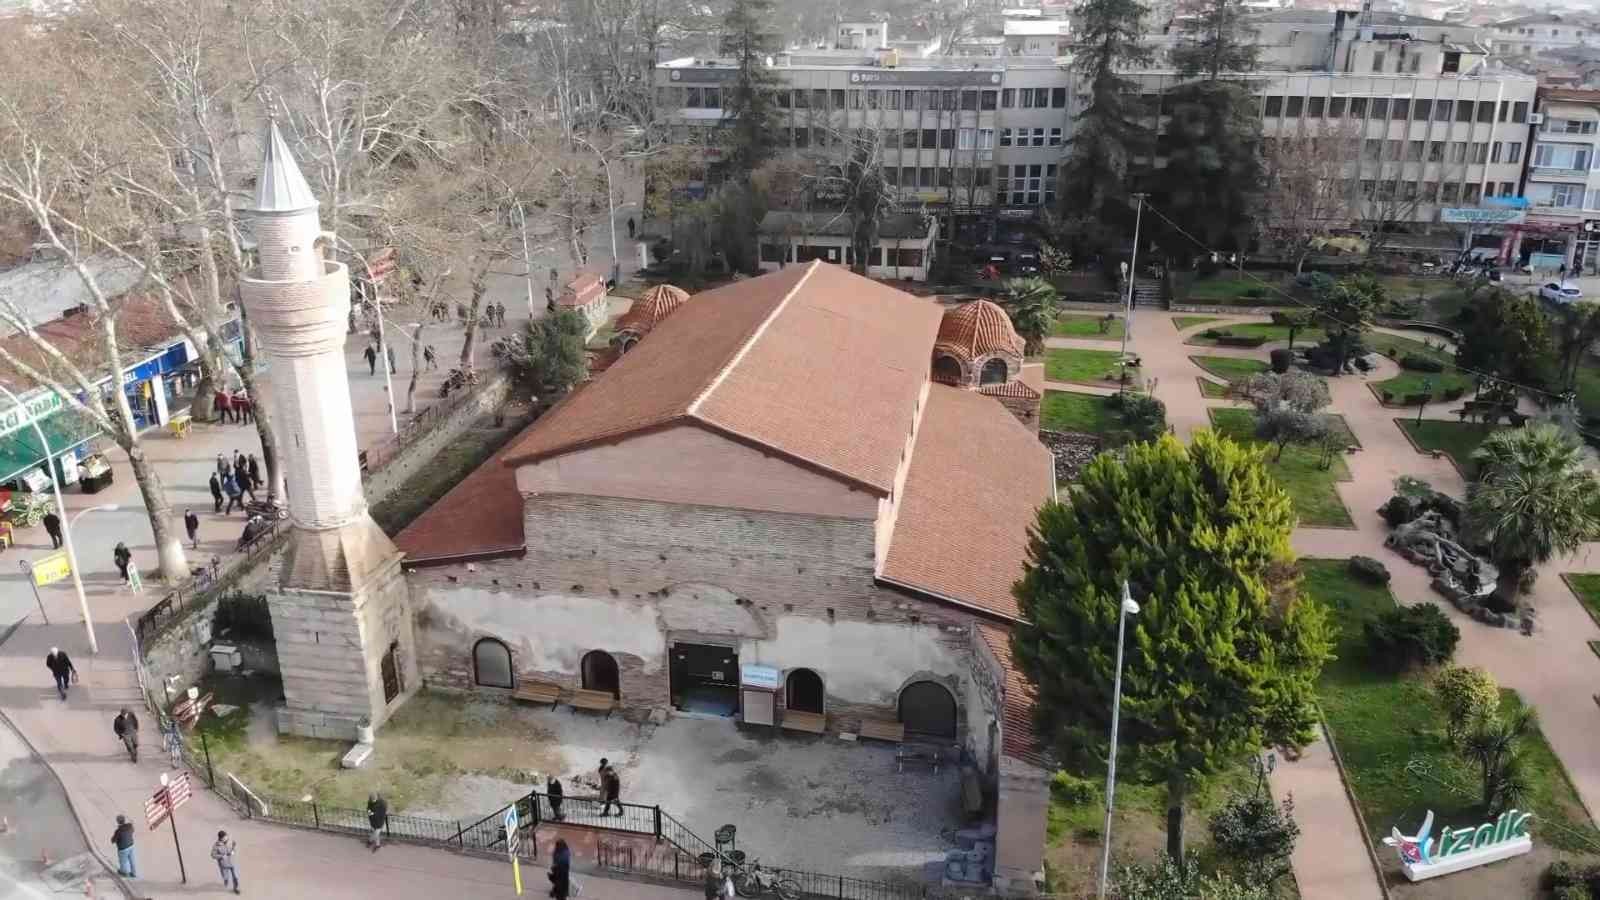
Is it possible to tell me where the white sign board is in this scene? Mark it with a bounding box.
[1383,809,1533,882]
[1440,208,1526,226]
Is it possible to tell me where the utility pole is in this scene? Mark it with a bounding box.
[1098,580,1141,900]
[1118,193,1148,390]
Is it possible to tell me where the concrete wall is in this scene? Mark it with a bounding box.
[364,372,511,504]
[993,755,1051,894]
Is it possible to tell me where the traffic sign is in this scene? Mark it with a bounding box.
[145,772,191,829]
[503,806,522,895]
[171,692,213,728]
[29,552,71,586]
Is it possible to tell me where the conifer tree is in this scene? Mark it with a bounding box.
[1060,0,1150,253]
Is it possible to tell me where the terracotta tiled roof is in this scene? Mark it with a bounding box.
[558,272,606,308]
[393,418,536,564]
[615,284,689,337]
[978,622,1049,768]
[879,384,1053,618]
[0,290,186,391]
[1540,88,1600,103]
[933,300,1023,362]
[502,262,943,493]
[978,380,1040,400]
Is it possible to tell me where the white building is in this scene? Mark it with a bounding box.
[756,210,939,280]
[1517,88,1600,275]
[1486,14,1598,59]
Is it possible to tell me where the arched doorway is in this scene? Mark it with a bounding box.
[932,354,963,384]
[473,638,514,689]
[785,668,825,715]
[581,650,621,699]
[898,680,957,738]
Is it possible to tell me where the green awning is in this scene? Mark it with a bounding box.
[0,409,102,485]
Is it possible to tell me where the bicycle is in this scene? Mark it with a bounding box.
[161,720,183,769]
[732,861,799,900]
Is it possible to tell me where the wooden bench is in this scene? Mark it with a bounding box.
[857,719,905,744]
[512,680,561,708]
[781,710,826,735]
[570,688,616,717]
[896,746,942,773]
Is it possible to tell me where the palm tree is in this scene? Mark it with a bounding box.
[998,277,1058,355]
[1466,424,1600,612]
[1463,708,1533,812]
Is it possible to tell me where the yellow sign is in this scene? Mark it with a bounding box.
[31,552,71,586]
[512,857,522,895]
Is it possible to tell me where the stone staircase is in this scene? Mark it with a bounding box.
[1131,278,1163,309]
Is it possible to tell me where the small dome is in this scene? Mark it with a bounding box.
[934,300,1024,362]
[616,284,690,338]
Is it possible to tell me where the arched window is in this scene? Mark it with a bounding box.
[785,668,825,714]
[898,680,957,738]
[932,355,963,384]
[581,650,621,699]
[618,334,639,354]
[473,638,513,689]
[980,357,1009,385]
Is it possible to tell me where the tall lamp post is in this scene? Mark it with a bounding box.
[571,135,619,287]
[1118,193,1148,391]
[0,384,97,653]
[1097,579,1142,900]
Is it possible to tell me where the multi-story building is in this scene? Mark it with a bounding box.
[651,8,1536,257]
[1485,13,1597,59]
[1514,88,1600,275]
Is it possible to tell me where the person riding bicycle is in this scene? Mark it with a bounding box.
[113,708,140,762]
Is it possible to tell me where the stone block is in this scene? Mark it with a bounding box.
[341,743,375,769]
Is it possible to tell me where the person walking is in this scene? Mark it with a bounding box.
[42,510,62,549]
[223,474,244,515]
[547,775,564,821]
[212,830,241,893]
[45,647,75,700]
[215,390,233,424]
[548,838,571,899]
[184,509,200,548]
[423,345,437,371]
[703,861,722,900]
[549,266,558,286]
[113,707,139,762]
[367,793,388,851]
[112,815,136,878]
[209,472,224,514]
[600,762,621,817]
[364,343,378,376]
[386,343,396,375]
[545,286,555,312]
[247,455,262,493]
[216,453,230,478]
[235,393,253,424]
[626,217,636,240]
[113,542,132,583]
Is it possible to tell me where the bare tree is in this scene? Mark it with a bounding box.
[1261,119,1359,275]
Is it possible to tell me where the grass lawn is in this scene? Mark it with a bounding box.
[1177,271,1295,306]
[1561,574,1600,631]
[1396,420,1504,475]
[1303,560,1600,856]
[1046,347,1129,383]
[1209,408,1353,527]
[370,408,531,535]
[1199,378,1231,399]
[1051,313,1125,340]
[1372,333,1474,399]
[1573,358,1600,421]
[1173,315,1226,331]
[1185,321,1327,348]
[1041,391,1116,434]
[1190,355,1269,384]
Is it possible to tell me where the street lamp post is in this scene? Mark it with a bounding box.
[1097,579,1142,900]
[571,135,620,287]
[1417,377,1434,425]
[0,384,98,653]
[1118,193,1148,391]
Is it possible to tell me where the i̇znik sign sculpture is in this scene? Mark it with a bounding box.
[1383,809,1533,881]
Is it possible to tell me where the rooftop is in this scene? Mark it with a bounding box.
[0,290,187,392]
[1540,87,1600,103]
[255,120,318,213]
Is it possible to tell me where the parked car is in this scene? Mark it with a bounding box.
[1540,282,1583,304]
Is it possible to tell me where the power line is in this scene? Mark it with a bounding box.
[1135,199,1569,404]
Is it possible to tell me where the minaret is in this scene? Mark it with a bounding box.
[240,121,417,741]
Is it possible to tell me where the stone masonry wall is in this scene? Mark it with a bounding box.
[408,495,990,739]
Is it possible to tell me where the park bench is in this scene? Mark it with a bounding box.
[512,680,561,708]
[858,718,905,744]
[781,710,826,735]
[570,688,616,717]
[896,746,942,774]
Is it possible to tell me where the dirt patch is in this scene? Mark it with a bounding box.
[1387,843,1558,900]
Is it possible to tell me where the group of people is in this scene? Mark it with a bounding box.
[363,341,397,376]
[213,390,254,424]
[111,815,239,893]
[209,452,264,516]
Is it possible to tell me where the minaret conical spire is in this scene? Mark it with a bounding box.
[255,119,319,214]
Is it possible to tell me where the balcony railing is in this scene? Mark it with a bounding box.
[1529,165,1591,180]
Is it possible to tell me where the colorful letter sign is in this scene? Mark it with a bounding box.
[1383,809,1532,881]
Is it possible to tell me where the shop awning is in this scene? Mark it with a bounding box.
[0,409,101,485]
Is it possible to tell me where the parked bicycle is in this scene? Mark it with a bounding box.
[161,719,183,769]
[733,861,799,900]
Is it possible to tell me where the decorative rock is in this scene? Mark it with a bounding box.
[1040,430,1101,483]
[340,742,374,769]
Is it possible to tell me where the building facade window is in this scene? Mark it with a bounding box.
[999,128,1012,147]
[473,638,513,689]
[1264,95,1282,117]
[1051,87,1068,108]
[1286,96,1304,118]
[1048,127,1062,146]
[1001,88,1014,108]
[981,90,997,110]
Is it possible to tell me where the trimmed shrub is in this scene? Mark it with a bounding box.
[1434,666,1500,746]
[1348,556,1390,585]
[1201,328,1223,339]
[1380,389,1394,404]
[1215,334,1269,348]
[1364,603,1459,670]
[1269,348,1293,374]
[1050,771,1098,805]
[1555,884,1593,900]
[1400,353,1445,373]
[1442,386,1466,401]
[1404,393,1430,406]
[1379,494,1418,527]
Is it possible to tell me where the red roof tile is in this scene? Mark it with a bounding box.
[393,418,535,564]
[503,262,943,493]
[933,300,1023,362]
[616,284,690,337]
[978,622,1049,768]
[0,290,187,391]
[879,384,1054,618]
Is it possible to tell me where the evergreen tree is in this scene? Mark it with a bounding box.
[1153,0,1263,263]
[1455,288,1556,389]
[1060,0,1150,254]
[1012,432,1334,865]
[719,0,783,178]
